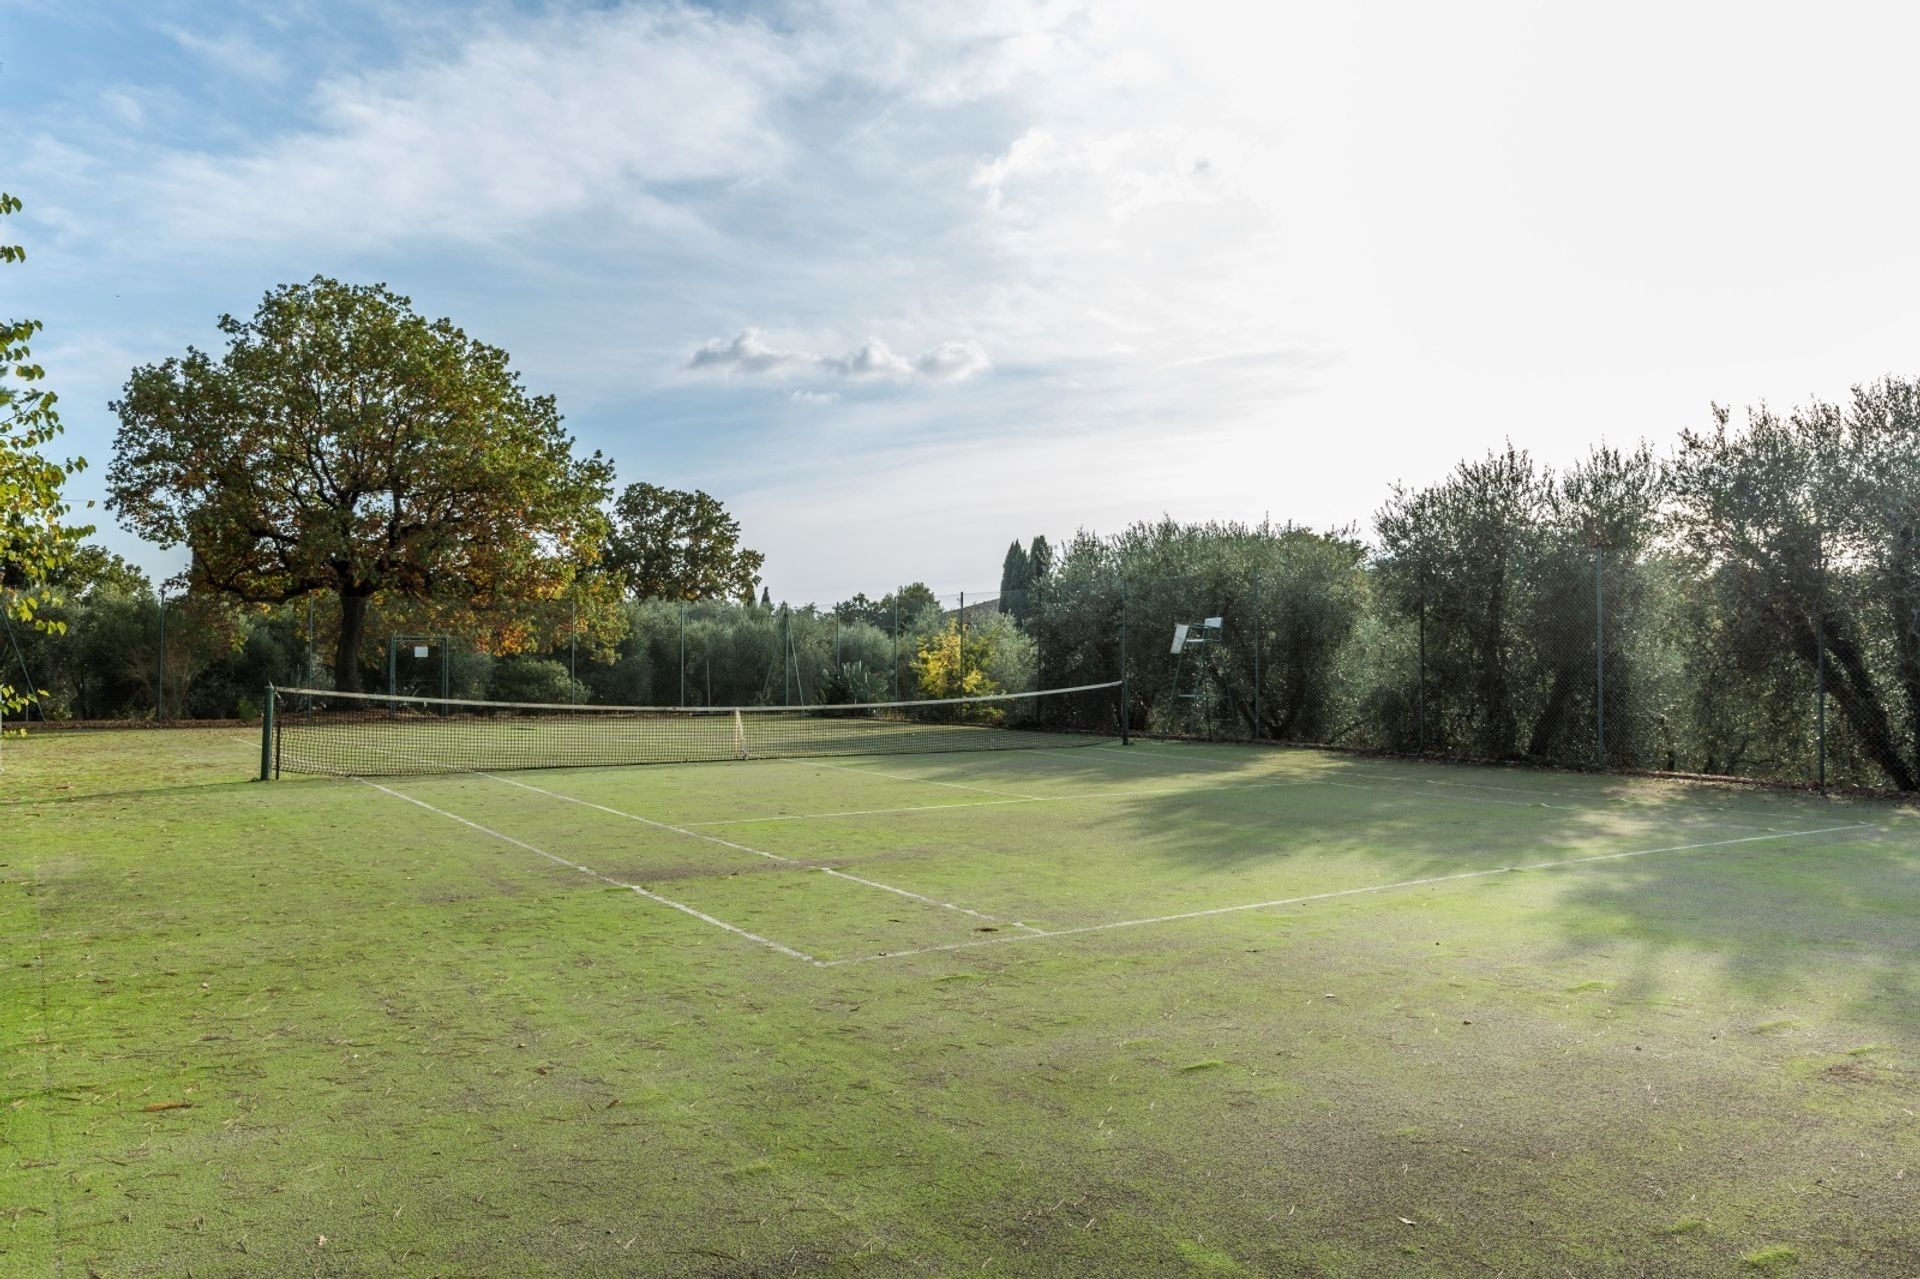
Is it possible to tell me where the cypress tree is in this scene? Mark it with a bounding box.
[999,540,1031,615]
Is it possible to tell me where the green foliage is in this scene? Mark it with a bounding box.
[816,660,888,707]
[107,277,612,692]
[1029,519,1367,740]
[488,655,586,705]
[1028,534,1053,583]
[911,619,1001,708]
[1,192,92,713]
[1668,383,1920,789]
[1375,443,1664,762]
[998,539,1031,618]
[603,482,764,603]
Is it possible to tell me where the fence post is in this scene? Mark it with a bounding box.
[1816,602,1827,792]
[678,601,687,707]
[2,591,39,721]
[157,588,167,720]
[1251,568,1261,742]
[892,591,901,700]
[1594,546,1606,768]
[306,595,315,688]
[569,592,578,702]
[1118,579,1130,745]
[1415,587,1427,754]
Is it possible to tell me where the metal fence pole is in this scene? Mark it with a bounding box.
[1594,546,1606,768]
[569,592,578,701]
[157,589,167,720]
[1816,602,1827,792]
[1118,578,1130,745]
[3,590,40,720]
[678,602,687,707]
[1415,588,1427,753]
[892,591,900,700]
[1251,567,1261,742]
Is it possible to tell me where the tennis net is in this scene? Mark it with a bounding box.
[264,681,1126,778]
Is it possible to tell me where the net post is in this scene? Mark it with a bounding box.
[259,685,275,781]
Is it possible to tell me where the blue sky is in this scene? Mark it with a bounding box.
[8,0,1920,603]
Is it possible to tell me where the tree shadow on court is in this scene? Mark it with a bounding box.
[898,744,1920,1041]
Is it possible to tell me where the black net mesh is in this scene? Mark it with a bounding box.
[270,682,1124,777]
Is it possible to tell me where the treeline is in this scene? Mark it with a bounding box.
[1003,376,1920,791]
[5,568,1047,721]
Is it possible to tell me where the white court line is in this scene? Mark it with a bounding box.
[356,779,817,963]
[817,822,1875,967]
[679,778,1322,827]
[481,773,1043,934]
[1065,747,1828,831]
[1314,777,1833,832]
[1417,778,1826,832]
[1078,746,1253,772]
[797,756,1042,800]
[1315,778,1583,811]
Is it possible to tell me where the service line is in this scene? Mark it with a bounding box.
[818,821,1875,967]
[357,778,816,962]
[478,772,1043,934]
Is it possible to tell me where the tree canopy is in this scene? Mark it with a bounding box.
[107,277,612,691]
[1,192,91,712]
[603,482,764,603]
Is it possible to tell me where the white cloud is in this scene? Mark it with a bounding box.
[688,330,990,385]
[914,340,992,382]
[147,6,802,245]
[162,25,290,84]
[28,0,1920,606]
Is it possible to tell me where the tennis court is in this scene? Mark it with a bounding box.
[335,737,1869,969]
[8,724,1919,1276]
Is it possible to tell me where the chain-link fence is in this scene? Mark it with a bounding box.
[2,584,1073,724]
[10,559,1911,795]
[1037,551,1898,793]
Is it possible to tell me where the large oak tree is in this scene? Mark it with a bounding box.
[108,277,612,692]
[603,482,763,602]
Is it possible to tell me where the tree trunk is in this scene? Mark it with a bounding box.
[335,589,372,693]
[1799,610,1916,791]
[1526,663,1578,758]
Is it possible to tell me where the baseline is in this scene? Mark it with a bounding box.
[817,821,1874,967]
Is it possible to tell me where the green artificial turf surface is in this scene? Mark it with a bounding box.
[4,727,1919,1276]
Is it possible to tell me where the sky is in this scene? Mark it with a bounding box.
[6,0,1920,604]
